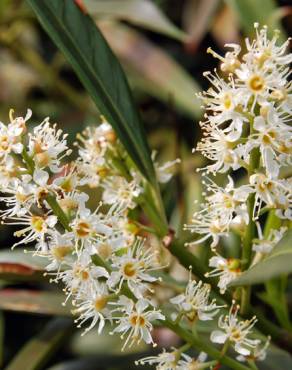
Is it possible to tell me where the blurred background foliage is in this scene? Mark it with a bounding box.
[0,0,291,369]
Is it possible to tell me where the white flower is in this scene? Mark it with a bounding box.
[250,174,292,220]
[0,177,35,218]
[252,222,287,254]
[76,121,115,187]
[28,118,71,172]
[237,336,270,363]
[73,283,112,335]
[206,255,241,294]
[70,206,114,254]
[152,152,180,184]
[9,212,57,250]
[0,155,23,189]
[185,177,252,248]
[108,238,160,298]
[137,348,177,369]
[245,24,292,69]
[177,352,208,370]
[170,271,222,322]
[195,124,242,174]
[0,109,31,162]
[211,301,260,356]
[101,175,142,209]
[55,250,109,302]
[40,231,74,271]
[110,296,165,350]
[246,105,292,178]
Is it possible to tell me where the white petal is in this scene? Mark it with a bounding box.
[210,330,228,344]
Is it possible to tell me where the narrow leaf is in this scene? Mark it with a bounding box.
[84,0,187,41]
[26,0,155,183]
[230,229,292,286]
[99,21,202,118]
[0,289,71,316]
[0,250,47,280]
[182,0,219,53]
[5,317,72,370]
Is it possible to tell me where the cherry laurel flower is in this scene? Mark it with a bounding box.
[206,255,241,294]
[110,296,165,350]
[170,271,223,322]
[211,301,260,356]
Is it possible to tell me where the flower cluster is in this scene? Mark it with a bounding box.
[0,110,181,350]
[2,22,287,370]
[187,24,292,292]
[137,349,209,370]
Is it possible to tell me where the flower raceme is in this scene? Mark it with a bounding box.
[0,109,179,351]
[186,23,292,295]
[1,22,288,369]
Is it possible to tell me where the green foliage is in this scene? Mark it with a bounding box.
[26,0,156,184]
[230,230,292,286]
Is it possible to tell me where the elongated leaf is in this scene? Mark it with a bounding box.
[0,289,71,316]
[26,0,155,183]
[5,317,72,370]
[84,0,187,41]
[230,229,292,286]
[0,249,47,280]
[182,0,219,53]
[99,21,202,118]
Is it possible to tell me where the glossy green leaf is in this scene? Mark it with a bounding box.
[230,229,292,286]
[0,289,71,316]
[99,21,202,119]
[84,0,187,41]
[26,0,155,183]
[5,317,72,370]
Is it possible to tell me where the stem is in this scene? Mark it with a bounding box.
[45,194,71,231]
[168,238,292,353]
[247,360,259,370]
[240,116,260,315]
[164,318,250,370]
[21,147,35,175]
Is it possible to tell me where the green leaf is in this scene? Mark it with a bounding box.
[0,289,71,316]
[0,249,47,281]
[84,0,187,41]
[230,229,292,286]
[5,317,72,370]
[26,0,155,183]
[99,21,202,119]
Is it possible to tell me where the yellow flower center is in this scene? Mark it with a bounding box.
[123,262,137,278]
[31,216,46,233]
[75,221,91,238]
[130,314,145,327]
[248,75,265,93]
[35,151,51,168]
[52,245,72,260]
[94,296,107,311]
